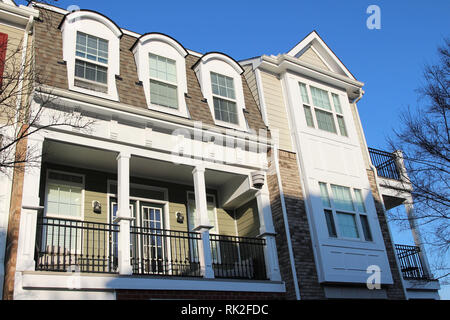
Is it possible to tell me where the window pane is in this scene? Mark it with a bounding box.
[46,183,82,218]
[337,116,348,137]
[150,79,178,109]
[360,215,373,241]
[354,189,366,213]
[149,53,177,83]
[213,97,238,124]
[210,72,235,99]
[75,60,108,84]
[76,32,108,64]
[332,93,342,114]
[299,83,310,104]
[310,86,331,110]
[315,109,337,133]
[304,105,314,127]
[319,182,331,207]
[337,212,359,238]
[331,185,355,212]
[324,209,337,238]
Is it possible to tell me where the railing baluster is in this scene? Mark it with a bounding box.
[395,244,429,280]
[368,148,401,180]
[35,217,119,274]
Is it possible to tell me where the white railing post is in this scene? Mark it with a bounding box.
[256,184,281,282]
[16,136,44,272]
[192,166,214,279]
[114,152,133,275]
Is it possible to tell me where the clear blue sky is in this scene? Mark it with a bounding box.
[20,0,450,299]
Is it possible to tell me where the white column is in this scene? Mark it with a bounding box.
[114,152,133,275]
[16,136,44,272]
[256,183,281,282]
[192,166,214,279]
[393,150,408,182]
[404,199,433,278]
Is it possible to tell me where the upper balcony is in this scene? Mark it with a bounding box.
[368,148,413,210]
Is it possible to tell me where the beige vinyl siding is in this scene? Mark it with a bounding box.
[298,46,330,71]
[242,64,261,110]
[215,208,237,236]
[0,24,28,125]
[235,199,260,238]
[40,164,244,237]
[260,71,293,151]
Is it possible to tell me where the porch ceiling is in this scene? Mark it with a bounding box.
[43,140,243,188]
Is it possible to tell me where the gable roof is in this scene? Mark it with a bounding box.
[287,30,356,80]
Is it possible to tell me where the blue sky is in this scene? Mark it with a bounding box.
[20,0,449,298]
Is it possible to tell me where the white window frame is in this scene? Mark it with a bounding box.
[44,169,85,221]
[132,34,189,118]
[210,72,240,125]
[74,31,109,86]
[193,53,248,131]
[60,11,121,101]
[319,182,373,242]
[298,81,348,137]
[148,53,179,110]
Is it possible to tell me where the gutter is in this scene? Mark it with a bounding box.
[0,3,39,19]
[13,14,35,140]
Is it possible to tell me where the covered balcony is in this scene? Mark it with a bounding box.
[16,136,282,295]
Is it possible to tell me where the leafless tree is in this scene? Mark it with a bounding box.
[387,39,449,283]
[0,9,94,175]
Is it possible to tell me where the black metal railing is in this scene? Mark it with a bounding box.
[395,244,429,280]
[35,217,119,273]
[209,234,267,280]
[130,226,202,277]
[368,148,402,181]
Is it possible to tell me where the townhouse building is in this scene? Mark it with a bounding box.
[1,2,440,300]
[241,31,440,300]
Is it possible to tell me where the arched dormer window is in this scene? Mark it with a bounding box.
[59,10,122,101]
[131,33,189,118]
[193,52,247,131]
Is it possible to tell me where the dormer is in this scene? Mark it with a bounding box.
[287,30,356,80]
[193,52,248,131]
[59,10,122,101]
[131,33,189,118]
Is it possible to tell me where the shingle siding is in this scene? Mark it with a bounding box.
[34,8,266,133]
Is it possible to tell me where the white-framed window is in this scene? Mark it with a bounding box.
[210,72,239,125]
[299,82,348,136]
[45,170,84,220]
[60,10,121,101]
[44,170,85,254]
[149,53,179,109]
[319,182,372,241]
[132,33,189,118]
[74,31,109,91]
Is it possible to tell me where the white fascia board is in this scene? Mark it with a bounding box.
[21,272,286,293]
[258,55,364,99]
